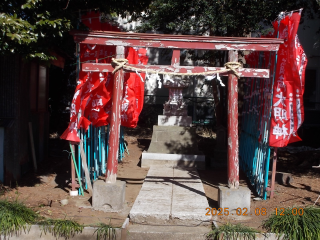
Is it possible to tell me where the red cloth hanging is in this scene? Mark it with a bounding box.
[269,12,308,147]
[61,11,148,142]
[60,71,87,142]
[99,47,148,128]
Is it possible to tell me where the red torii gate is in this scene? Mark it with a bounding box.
[70,30,283,188]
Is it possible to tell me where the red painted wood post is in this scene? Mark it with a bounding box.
[227,50,239,189]
[105,46,125,183]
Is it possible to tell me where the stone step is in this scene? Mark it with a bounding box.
[126,224,210,240]
[171,168,211,225]
[129,167,173,224]
[126,224,283,240]
[147,125,201,155]
[141,152,205,169]
[129,166,211,225]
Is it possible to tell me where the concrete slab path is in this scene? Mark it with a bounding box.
[129,166,212,225]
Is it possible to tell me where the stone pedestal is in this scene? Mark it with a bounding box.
[92,180,126,212]
[141,125,205,169]
[158,115,192,127]
[147,126,201,155]
[218,186,251,212]
[141,152,205,168]
[142,77,205,168]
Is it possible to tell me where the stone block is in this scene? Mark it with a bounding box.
[129,167,173,224]
[141,152,205,169]
[127,225,210,240]
[218,186,251,212]
[129,166,211,226]
[171,168,211,225]
[147,125,201,154]
[158,115,192,127]
[92,180,125,212]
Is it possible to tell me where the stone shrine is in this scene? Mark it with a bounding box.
[158,77,192,127]
[141,77,205,169]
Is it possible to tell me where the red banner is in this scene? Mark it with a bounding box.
[120,48,148,128]
[269,11,308,147]
[61,11,148,142]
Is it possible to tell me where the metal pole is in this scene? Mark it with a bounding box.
[90,124,93,180]
[84,128,88,189]
[106,46,125,183]
[227,50,239,189]
[69,143,84,195]
[93,126,97,180]
[263,51,277,199]
[269,22,281,199]
[99,127,102,175]
[78,131,81,195]
[71,145,76,191]
[88,124,91,181]
[102,126,106,174]
[270,147,278,199]
[119,127,123,161]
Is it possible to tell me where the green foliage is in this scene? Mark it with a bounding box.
[0,199,120,239]
[0,0,72,60]
[263,207,320,240]
[137,0,319,37]
[0,0,152,60]
[135,0,319,68]
[207,222,259,240]
[94,222,117,240]
[39,218,84,239]
[0,199,39,237]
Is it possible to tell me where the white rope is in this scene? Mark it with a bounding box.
[135,69,144,82]
[205,73,225,87]
[111,58,242,79]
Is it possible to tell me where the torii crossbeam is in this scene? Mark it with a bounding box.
[70,30,283,188]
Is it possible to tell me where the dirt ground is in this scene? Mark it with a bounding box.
[1,125,320,232]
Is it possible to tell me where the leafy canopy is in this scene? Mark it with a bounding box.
[0,0,152,60]
[137,0,319,37]
[1,0,318,60]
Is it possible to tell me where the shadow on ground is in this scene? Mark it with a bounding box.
[15,138,72,190]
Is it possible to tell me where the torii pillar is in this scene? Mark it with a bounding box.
[227,50,239,189]
[218,50,251,212]
[105,46,124,183]
[92,46,127,212]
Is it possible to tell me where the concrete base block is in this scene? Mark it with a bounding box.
[158,115,192,127]
[218,186,251,212]
[141,152,205,169]
[92,180,125,212]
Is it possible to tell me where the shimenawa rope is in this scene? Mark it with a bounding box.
[111,58,241,79]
